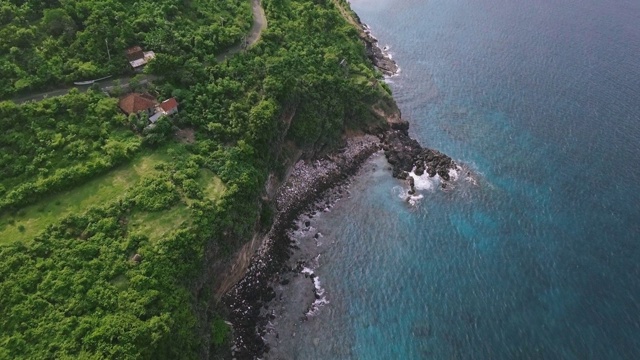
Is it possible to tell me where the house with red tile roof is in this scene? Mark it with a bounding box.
[118,93,179,124]
[159,98,179,115]
[118,93,157,116]
[151,98,180,123]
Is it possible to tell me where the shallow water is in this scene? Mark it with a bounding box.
[266,0,640,358]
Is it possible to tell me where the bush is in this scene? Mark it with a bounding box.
[134,176,180,211]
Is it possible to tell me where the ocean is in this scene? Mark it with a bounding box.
[265,0,640,358]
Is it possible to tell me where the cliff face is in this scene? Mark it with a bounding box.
[202,2,458,359]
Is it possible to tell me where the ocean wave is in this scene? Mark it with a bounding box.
[392,185,424,206]
[409,168,439,191]
[301,265,329,316]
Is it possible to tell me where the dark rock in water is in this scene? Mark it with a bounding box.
[389,118,409,132]
[393,167,406,179]
[408,176,416,195]
[304,220,310,227]
[280,279,290,285]
[381,129,456,183]
[313,233,320,239]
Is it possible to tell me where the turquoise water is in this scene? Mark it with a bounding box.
[266,0,640,358]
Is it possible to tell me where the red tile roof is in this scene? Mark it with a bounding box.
[159,97,178,112]
[118,93,157,115]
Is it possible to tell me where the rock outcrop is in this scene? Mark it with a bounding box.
[381,129,456,181]
[351,12,399,76]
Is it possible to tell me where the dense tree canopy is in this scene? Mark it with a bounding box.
[0,0,395,358]
[0,0,251,98]
[0,90,140,212]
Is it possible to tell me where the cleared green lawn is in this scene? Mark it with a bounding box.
[128,205,191,243]
[198,169,226,201]
[0,145,227,244]
[0,149,175,243]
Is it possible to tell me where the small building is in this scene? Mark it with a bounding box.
[149,98,179,123]
[119,93,179,125]
[118,93,158,116]
[159,98,179,115]
[125,46,156,71]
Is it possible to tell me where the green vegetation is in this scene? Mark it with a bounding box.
[0,90,140,212]
[0,0,252,98]
[0,0,396,358]
[198,168,227,201]
[0,147,183,243]
[128,205,190,243]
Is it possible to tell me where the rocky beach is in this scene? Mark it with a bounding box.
[221,17,458,359]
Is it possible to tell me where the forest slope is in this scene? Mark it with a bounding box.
[0,0,395,358]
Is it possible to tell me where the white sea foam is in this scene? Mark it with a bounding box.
[313,277,324,296]
[392,185,424,206]
[306,297,330,316]
[407,193,424,206]
[301,266,329,316]
[448,167,460,181]
[408,168,438,191]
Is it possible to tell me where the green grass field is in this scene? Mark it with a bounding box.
[199,168,226,201]
[0,148,164,242]
[128,205,191,243]
[0,144,226,244]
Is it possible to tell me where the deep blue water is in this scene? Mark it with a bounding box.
[267,0,640,358]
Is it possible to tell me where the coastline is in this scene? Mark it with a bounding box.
[221,12,458,360]
[223,135,382,358]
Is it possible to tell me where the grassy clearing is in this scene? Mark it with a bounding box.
[198,169,226,201]
[128,205,191,243]
[0,148,176,244]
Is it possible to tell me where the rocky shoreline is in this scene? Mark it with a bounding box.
[355,14,399,76]
[222,135,382,359]
[221,17,458,360]
[222,133,457,359]
[222,131,458,358]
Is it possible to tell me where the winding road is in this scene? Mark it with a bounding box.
[10,0,267,104]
